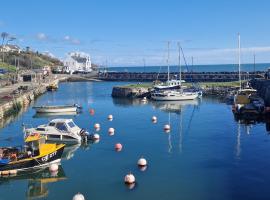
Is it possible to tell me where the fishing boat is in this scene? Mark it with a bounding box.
[24,119,92,143]
[0,134,65,172]
[33,104,82,113]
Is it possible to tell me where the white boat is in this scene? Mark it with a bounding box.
[153,42,185,90]
[24,119,91,143]
[151,90,198,101]
[33,104,81,113]
[151,42,199,101]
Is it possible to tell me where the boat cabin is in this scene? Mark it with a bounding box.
[234,89,257,105]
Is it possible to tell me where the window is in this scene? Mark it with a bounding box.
[49,122,55,126]
[55,123,68,132]
[68,121,76,128]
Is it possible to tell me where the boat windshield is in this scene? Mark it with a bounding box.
[56,122,68,132]
[68,121,76,128]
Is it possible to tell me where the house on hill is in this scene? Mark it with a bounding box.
[63,52,92,74]
[0,44,21,53]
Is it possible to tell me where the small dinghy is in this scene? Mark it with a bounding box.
[33,104,82,113]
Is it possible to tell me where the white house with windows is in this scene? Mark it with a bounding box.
[64,52,92,74]
[0,44,21,53]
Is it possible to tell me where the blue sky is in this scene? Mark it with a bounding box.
[1,0,270,66]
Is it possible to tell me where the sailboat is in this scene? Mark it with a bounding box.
[153,42,184,90]
[232,34,265,116]
[151,42,199,101]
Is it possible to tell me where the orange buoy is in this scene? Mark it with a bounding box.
[124,173,135,184]
[115,143,123,151]
[89,109,95,115]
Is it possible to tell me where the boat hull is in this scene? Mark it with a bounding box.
[151,93,198,101]
[34,106,77,113]
[0,145,65,171]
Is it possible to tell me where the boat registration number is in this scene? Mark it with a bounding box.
[41,151,57,162]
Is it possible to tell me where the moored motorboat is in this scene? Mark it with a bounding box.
[46,81,58,91]
[24,119,92,144]
[33,104,82,113]
[0,134,65,172]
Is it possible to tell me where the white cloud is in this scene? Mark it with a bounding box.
[64,35,70,41]
[37,33,47,40]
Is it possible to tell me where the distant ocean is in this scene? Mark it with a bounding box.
[106,63,270,73]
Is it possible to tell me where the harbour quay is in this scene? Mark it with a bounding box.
[99,71,265,82]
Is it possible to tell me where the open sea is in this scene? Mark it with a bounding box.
[107,63,270,73]
[0,81,270,200]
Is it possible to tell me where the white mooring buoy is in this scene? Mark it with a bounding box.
[108,128,115,135]
[137,157,147,167]
[152,116,157,123]
[163,124,171,132]
[72,193,85,200]
[94,123,100,129]
[107,114,113,121]
[124,173,136,184]
[93,133,100,140]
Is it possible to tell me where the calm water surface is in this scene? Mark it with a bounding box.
[0,82,270,200]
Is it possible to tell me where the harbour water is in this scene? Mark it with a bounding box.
[0,81,270,200]
[108,63,270,73]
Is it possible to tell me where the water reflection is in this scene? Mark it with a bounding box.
[0,166,66,199]
[153,100,200,154]
[33,111,79,119]
[234,115,270,133]
[151,99,200,114]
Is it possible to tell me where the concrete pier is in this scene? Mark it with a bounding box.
[99,71,265,82]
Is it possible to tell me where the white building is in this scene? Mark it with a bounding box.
[64,52,92,74]
[0,44,21,53]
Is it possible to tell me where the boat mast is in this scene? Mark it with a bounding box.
[238,33,241,90]
[177,42,181,83]
[167,41,170,82]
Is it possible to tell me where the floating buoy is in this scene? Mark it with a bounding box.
[9,170,17,175]
[93,133,100,140]
[1,171,9,176]
[137,157,147,167]
[108,128,115,135]
[94,123,100,130]
[72,193,85,200]
[107,114,113,121]
[49,163,59,172]
[124,173,135,184]
[152,116,157,123]
[163,124,171,131]
[89,109,95,115]
[115,143,123,151]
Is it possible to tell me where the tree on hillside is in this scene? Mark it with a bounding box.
[1,32,9,45]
